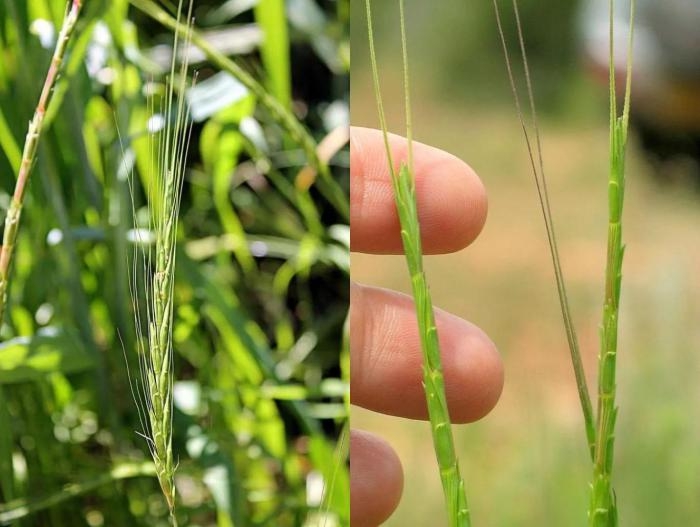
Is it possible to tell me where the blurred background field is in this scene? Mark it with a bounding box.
[0,1,348,526]
[351,1,700,525]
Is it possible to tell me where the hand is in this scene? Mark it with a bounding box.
[349,126,504,526]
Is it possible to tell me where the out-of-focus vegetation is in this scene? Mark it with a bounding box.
[352,1,700,526]
[351,0,585,112]
[0,1,349,526]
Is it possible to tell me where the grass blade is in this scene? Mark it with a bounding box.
[0,387,14,503]
[254,0,291,111]
[0,462,156,523]
[0,107,20,173]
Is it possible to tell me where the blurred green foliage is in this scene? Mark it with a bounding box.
[0,1,349,525]
[351,0,583,111]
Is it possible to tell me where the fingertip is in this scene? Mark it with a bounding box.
[350,127,488,255]
[444,319,504,423]
[415,151,488,253]
[351,284,504,422]
[350,429,404,527]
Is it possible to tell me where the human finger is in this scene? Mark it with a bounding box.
[350,126,487,255]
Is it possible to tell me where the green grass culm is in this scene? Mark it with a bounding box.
[0,0,83,326]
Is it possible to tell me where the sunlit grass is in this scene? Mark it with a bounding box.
[0,1,349,524]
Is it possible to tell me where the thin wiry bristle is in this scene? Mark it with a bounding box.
[492,0,596,457]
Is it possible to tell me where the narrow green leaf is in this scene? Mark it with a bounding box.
[0,387,14,502]
[309,433,350,524]
[200,95,256,272]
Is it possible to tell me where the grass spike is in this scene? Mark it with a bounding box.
[589,1,635,525]
[125,1,196,524]
[366,1,470,524]
[493,0,635,523]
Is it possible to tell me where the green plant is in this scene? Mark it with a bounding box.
[590,2,635,522]
[365,1,470,525]
[351,0,700,523]
[493,0,635,524]
[129,2,194,523]
[0,0,83,325]
[0,1,349,524]
[129,0,349,223]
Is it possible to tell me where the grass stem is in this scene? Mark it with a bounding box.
[0,0,83,326]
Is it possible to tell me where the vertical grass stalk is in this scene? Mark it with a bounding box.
[0,0,83,325]
[589,1,635,525]
[129,2,195,524]
[365,1,470,525]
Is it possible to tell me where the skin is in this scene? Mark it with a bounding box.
[350,126,504,527]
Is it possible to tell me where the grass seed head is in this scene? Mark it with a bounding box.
[128,1,195,522]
